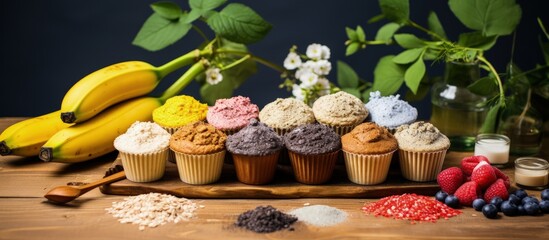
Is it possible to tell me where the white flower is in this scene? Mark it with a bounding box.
[306,43,323,60]
[283,52,302,70]
[292,84,305,100]
[299,71,319,88]
[321,45,331,60]
[312,60,332,76]
[316,78,331,95]
[206,68,223,85]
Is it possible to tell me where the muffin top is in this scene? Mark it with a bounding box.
[284,123,341,155]
[153,95,208,128]
[341,122,398,154]
[394,121,450,152]
[259,98,315,130]
[114,121,170,154]
[169,121,227,154]
[226,119,283,156]
[312,91,368,126]
[365,91,417,130]
[206,96,259,130]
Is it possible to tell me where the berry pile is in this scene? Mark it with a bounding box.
[471,188,549,219]
[436,156,510,207]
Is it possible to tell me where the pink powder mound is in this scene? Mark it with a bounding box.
[206,96,259,130]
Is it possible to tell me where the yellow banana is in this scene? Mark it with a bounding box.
[60,49,206,123]
[0,111,72,157]
[41,97,162,163]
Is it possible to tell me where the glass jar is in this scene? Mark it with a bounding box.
[431,61,492,151]
[474,134,510,167]
[514,157,549,190]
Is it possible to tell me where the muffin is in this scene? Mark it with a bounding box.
[206,96,259,135]
[394,121,450,182]
[365,91,417,131]
[312,91,368,136]
[341,122,398,185]
[226,119,283,185]
[259,98,316,136]
[114,121,170,182]
[170,121,227,184]
[284,124,341,184]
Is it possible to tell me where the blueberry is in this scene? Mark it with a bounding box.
[490,197,504,211]
[523,202,540,216]
[472,198,486,212]
[482,204,499,219]
[542,189,549,201]
[444,195,459,208]
[522,196,539,205]
[500,200,518,216]
[508,194,521,205]
[435,190,448,203]
[517,205,526,216]
[539,200,549,214]
[514,189,528,199]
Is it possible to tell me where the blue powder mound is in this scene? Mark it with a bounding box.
[365,91,418,130]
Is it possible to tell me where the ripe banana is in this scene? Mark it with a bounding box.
[60,49,204,124]
[41,97,162,163]
[0,111,72,157]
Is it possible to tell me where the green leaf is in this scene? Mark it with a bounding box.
[133,13,192,51]
[427,11,447,39]
[217,39,257,88]
[337,61,359,88]
[207,3,272,44]
[367,14,385,24]
[467,76,498,96]
[392,48,424,64]
[356,26,366,42]
[394,34,426,49]
[448,0,521,36]
[362,88,375,102]
[373,55,406,95]
[346,42,360,56]
[479,102,501,133]
[379,0,409,24]
[375,22,400,44]
[458,31,498,50]
[404,58,425,94]
[189,0,226,13]
[342,88,361,99]
[404,83,430,101]
[184,9,202,23]
[151,1,182,20]
[346,27,357,41]
[199,78,234,105]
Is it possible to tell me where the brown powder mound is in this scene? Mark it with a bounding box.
[170,121,227,154]
[341,122,397,154]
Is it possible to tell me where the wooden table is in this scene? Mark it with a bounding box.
[1,117,548,239]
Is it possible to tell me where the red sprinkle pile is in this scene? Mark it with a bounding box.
[362,194,462,224]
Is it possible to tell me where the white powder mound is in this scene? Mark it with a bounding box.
[114,121,170,154]
[289,205,347,227]
[365,91,417,129]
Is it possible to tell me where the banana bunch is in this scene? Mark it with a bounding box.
[0,49,209,162]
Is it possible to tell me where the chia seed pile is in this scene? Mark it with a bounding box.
[235,205,297,233]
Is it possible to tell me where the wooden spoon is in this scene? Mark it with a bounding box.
[44,171,126,204]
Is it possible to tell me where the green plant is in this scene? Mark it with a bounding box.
[133,0,283,104]
[339,0,524,132]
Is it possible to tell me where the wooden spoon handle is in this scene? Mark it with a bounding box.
[78,171,126,195]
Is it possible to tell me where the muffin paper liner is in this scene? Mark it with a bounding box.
[160,126,179,163]
[343,150,395,185]
[119,148,169,183]
[322,123,358,136]
[288,150,339,184]
[231,151,280,185]
[398,149,447,182]
[172,149,226,185]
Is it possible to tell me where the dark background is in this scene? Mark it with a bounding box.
[1,0,547,120]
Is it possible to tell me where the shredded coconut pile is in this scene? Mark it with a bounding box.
[365,91,417,129]
[289,205,347,227]
[105,193,198,231]
[114,121,170,154]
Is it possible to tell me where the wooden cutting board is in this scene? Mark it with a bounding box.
[99,151,515,199]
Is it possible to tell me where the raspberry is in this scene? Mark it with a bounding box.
[492,166,510,189]
[471,161,497,189]
[454,181,481,207]
[461,155,489,176]
[484,179,509,202]
[437,167,464,195]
